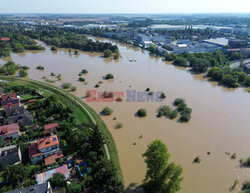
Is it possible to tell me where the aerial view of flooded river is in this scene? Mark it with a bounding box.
[1,38,250,193]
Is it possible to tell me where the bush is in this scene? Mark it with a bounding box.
[173,57,188,67]
[103,49,113,58]
[78,77,85,82]
[19,69,28,77]
[180,112,191,122]
[145,88,150,92]
[50,173,67,188]
[116,122,123,129]
[157,105,172,117]
[36,65,44,70]
[71,86,77,92]
[104,73,114,80]
[81,69,88,74]
[148,91,153,95]
[242,181,250,191]
[160,92,166,99]
[193,156,201,163]
[102,107,113,116]
[95,84,100,88]
[165,53,176,61]
[174,98,185,106]
[169,110,178,119]
[189,57,210,73]
[62,82,72,89]
[51,46,57,51]
[137,109,147,117]
[177,103,187,112]
[231,153,237,159]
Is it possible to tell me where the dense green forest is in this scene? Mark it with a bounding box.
[0,26,45,57]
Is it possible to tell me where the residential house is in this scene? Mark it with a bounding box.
[3,106,33,127]
[0,145,21,169]
[44,151,64,167]
[36,165,70,184]
[43,123,58,135]
[1,93,20,109]
[29,135,61,164]
[6,182,52,193]
[0,123,20,143]
[0,37,10,42]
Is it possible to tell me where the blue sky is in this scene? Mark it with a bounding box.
[0,0,249,14]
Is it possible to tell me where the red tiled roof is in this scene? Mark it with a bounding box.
[0,123,19,136]
[44,151,64,166]
[0,37,10,41]
[28,99,37,103]
[37,135,59,150]
[44,123,58,130]
[1,93,20,108]
[29,142,41,158]
[2,93,17,101]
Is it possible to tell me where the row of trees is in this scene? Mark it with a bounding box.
[23,26,119,56]
[166,51,250,88]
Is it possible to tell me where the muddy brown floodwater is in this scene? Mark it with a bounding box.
[1,38,250,193]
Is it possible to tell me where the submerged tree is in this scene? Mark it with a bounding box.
[143,140,183,193]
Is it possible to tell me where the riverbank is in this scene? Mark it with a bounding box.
[0,76,123,183]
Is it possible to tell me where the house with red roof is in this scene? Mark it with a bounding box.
[0,123,20,143]
[43,123,58,135]
[1,93,20,109]
[0,37,10,42]
[29,135,62,165]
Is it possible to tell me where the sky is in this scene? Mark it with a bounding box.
[0,0,250,14]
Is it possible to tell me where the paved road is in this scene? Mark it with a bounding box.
[230,59,250,68]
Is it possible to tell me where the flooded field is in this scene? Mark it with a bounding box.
[1,38,250,193]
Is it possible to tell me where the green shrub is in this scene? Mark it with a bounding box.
[137,109,147,117]
[116,122,123,129]
[104,73,114,80]
[193,156,201,163]
[242,181,250,191]
[36,65,44,70]
[79,77,85,82]
[62,82,72,89]
[51,46,57,51]
[231,153,237,159]
[145,88,150,92]
[81,69,88,74]
[103,49,113,58]
[177,103,187,112]
[102,107,113,116]
[95,84,100,88]
[174,98,185,106]
[180,112,191,122]
[71,86,77,92]
[160,92,166,99]
[173,57,188,67]
[19,69,28,77]
[169,110,178,119]
[158,105,172,117]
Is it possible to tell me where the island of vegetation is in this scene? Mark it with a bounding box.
[0,25,120,58]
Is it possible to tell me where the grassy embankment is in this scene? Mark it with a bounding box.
[0,76,123,183]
